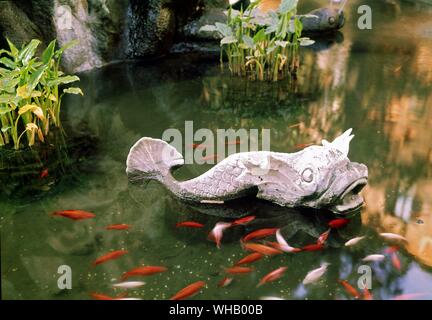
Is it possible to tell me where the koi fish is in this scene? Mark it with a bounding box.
[225,266,253,274]
[52,210,96,220]
[275,229,301,253]
[384,245,399,254]
[344,236,366,247]
[175,221,204,228]
[257,267,288,287]
[392,293,430,300]
[288,123,302,129]
[391,252,401,271]
[295,143,314,150]
[121,266,167,280]
[317,229,331,245]
[89,292,128,300]
[328,218,350,229]
[170,281,206,300]
[112,281,145,289]
[218,277,233,288]
[362,287,373,300]
[40,168,49,178]
[235,253,263,266]
[302,263,329,285]
[93,250,128,266]
[362,254,385,262]
[225,139,241,145]
[338,280,360,299]
[187,143,208,150]
[242,228,278,242]
[208,222,232,248]
[243,243,283,256]
[302,243,324,252]
[231,215,256,226]
[105,224,131,230]
[380,233,407,242]
[202,154,219,161]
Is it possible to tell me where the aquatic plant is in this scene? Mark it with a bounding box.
[0,38,83,150]
[201,0,314,81]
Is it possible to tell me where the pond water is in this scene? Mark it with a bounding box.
[1,0,432,300]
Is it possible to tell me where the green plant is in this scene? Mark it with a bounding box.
[0,38,83,150]
[201,0,315,81]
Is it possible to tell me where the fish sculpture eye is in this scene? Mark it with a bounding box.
[328,16,336,25]
[301,168,314,183]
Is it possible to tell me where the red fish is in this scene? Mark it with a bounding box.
[242,228,278,242]
[225,139,241,145]
[121,266,167,280]
[391,252,402,271]
[243,243,283,256]
[392,293,429,300]
[105,224,131,230]
[187,143,208,150]
[202,154,219,161]
[363,287,373,300]
[208,222,232,248]
[266,241,302,253]
[317,228,331,245]
[170,281,206,300]
[225,266,253,274]
[384,245,399,254]
[338,280,360,299]
[235,252,263,266]
[52,210,96,220]
[301,243,324,252]
[231,215,256,226]
[89,292,127,300]
[296,143,313,149]
[218,277,233,288]
[257,267,288,287]
[175,221,204,228]
[40,168,49,178]
[93,250,128,266]
[328,218,350,229]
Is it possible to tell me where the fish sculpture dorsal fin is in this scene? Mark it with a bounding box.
[321,128,354,157]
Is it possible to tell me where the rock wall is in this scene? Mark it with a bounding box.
[0,0,222,72]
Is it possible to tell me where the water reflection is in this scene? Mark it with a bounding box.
[2,0,432,299]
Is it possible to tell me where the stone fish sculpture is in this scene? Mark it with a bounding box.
[126,129,368,214]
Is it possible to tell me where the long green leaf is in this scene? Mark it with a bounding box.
[42,40,56,64]
[28,63,49,91]
[63,87,83,95]
[0,57,16,69]
[47,75,80,87]
[18,39,41,65]
[6,38,18,57]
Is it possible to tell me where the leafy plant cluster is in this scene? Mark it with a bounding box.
[201,0,314,81]
[0,38,83,150]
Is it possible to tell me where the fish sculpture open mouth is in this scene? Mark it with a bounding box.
[126,129,368,215]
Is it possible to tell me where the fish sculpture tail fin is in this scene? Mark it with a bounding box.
[126,137,184,183]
